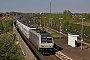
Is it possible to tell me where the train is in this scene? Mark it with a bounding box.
[16,19,54,54]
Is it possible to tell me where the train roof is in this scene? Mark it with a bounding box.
[17,20,51,35]
[32,29,50,34]
[17,20,36,29]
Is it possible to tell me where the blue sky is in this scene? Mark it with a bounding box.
[0,0,90,13]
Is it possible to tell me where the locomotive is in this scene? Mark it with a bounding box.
[16,20,54,54]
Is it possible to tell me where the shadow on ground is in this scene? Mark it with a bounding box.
[54,44,63,51]
[76,42,85,47]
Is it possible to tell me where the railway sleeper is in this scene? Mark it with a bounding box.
[55,52,72,60]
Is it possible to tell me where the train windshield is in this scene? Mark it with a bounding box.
[41,38,46,43]
[41,35,52,43]
[47,38,52,43]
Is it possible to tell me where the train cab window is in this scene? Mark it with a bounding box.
[41,38,46,43]
[47,38,52,43]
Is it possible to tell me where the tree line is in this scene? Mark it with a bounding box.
[0,19,13,34]
[0,18,25,60]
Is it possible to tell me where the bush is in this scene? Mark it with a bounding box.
[0,33,25,60]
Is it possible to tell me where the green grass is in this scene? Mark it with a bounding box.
[38,26,67,40]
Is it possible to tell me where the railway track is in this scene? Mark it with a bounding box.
[44,26,90,46]
[43,25,90,60]
[54,48,72,60]
[16,27,59,60]
[43,55,59,60]
[44,26,67,37]
[55,51,72,60]
[17,16,90,60]
[18,16,90,60]
[21,16,90,46]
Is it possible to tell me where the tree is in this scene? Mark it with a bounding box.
[0,20,3,34]
[0,14,3,17]
[1,19,13,34]
[2,20,9,33]
[67,10,72,19]
[63,10,72,21]
[63,10,67,20]
[0,33,25,60]
[84,13,90,22]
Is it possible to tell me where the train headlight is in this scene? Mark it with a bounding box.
[49,46,52,47]
[41,45,44,47]
[49,46,51,47]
